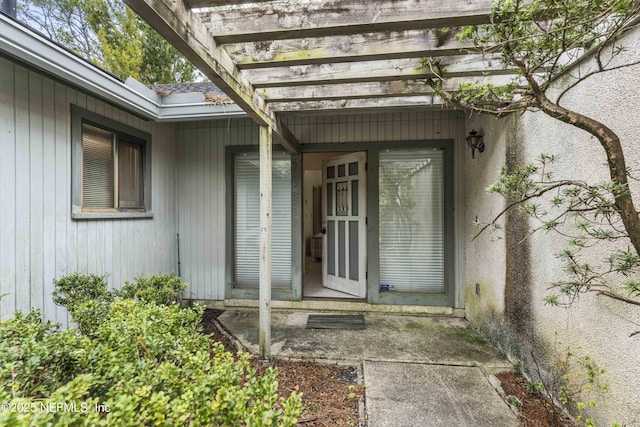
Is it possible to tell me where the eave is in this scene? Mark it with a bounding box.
[0,14,248,123]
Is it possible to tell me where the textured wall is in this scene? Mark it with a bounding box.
[0,57,179,325]
[466,28,640,425]
[463,114,510,325]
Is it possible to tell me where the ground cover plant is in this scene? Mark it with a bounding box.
[498,343,614,427]
[0,274,301,426]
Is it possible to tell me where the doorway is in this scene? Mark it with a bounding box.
[302,152,367,299]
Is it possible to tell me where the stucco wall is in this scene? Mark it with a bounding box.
[464,114,510,325]
[0,57,179,325]
[467,28,640,425]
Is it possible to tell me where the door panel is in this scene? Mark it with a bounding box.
[322,152,367,297]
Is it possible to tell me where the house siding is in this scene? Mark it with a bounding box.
[175,120,252,301]
[176,111,467,307]
[0,57,179,325]
[284,111,466,145]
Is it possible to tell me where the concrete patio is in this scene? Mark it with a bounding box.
[218,310,518,426]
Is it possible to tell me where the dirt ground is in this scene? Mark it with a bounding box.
[201,309,572,427]
[201,309,364,426]
[496,372,575,427]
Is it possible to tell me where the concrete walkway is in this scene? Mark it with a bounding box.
[218,310,518,427]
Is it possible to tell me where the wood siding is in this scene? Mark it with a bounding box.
[284,111,467,145]
[176,119,257,301]
[176,111,466,306]
[0,57,179,325]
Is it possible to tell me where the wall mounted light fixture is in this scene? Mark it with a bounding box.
[465,129,485,159]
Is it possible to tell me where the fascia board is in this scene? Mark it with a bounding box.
[0,14,160,119]
[158,103,247,121]
[0,14,247,122]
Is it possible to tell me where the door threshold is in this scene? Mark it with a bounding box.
[221,298,464,317]
[303,286,359,299]
[302,296,366,303]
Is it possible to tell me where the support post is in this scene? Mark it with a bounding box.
[258,125,272,361]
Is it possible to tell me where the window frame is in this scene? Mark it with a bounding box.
[224,145,302,301]
[370,141,455,307]
[71,105,153,220]
[378,147,446,293]
[300,140,455,307]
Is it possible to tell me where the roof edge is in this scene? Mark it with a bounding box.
[0,14,246,122]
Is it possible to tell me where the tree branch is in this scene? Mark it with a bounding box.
[556,57,640,105]
[472,180,585,241]
[596,289,640,306]
[424,75,537,118]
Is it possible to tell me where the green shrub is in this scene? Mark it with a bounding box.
[0,300,302,426]
[52,273,112,310]
[116,273,187,306]
[53,273,187,334]
[53,273,115,336]
[70,298,114,337]
[0,374,102,427]
[0,310,88,398]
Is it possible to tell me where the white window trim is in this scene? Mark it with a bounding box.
[71,105,153,220]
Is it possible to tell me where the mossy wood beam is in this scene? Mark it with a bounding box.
[195,0,494,43]
[227,30,481,70]
[124,0,300,154]
[186,0,272,6]
[244,55,514,88]
[270,96,446,113]
[259,75,516,103]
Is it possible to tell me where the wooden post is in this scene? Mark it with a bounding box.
[258,125,272,360]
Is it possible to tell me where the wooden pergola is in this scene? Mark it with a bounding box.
[124,0,513,359]
[124,0,516,151]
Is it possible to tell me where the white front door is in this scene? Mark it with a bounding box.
[322,152,367,297]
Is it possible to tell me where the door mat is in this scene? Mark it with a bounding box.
[306,314,366,330]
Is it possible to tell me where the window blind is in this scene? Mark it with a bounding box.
[379,149,444,292]
[118,139,144,209]
[82,124,114,209]
[234,153,292,288]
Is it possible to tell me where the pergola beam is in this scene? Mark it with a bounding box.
[125,0,300,153]
[245,55,513,88]
[227,29,481,70]
[259,75,517,103]
[187,0,273,7]
[261,80,436,103]
[270,96,447,113]
[197,0,494,43]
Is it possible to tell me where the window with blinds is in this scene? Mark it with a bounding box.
[118,139,144,209]
[82,124,115,209]
[81,123,146,212]
[379,149,445,293]
[234,152,292,288]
